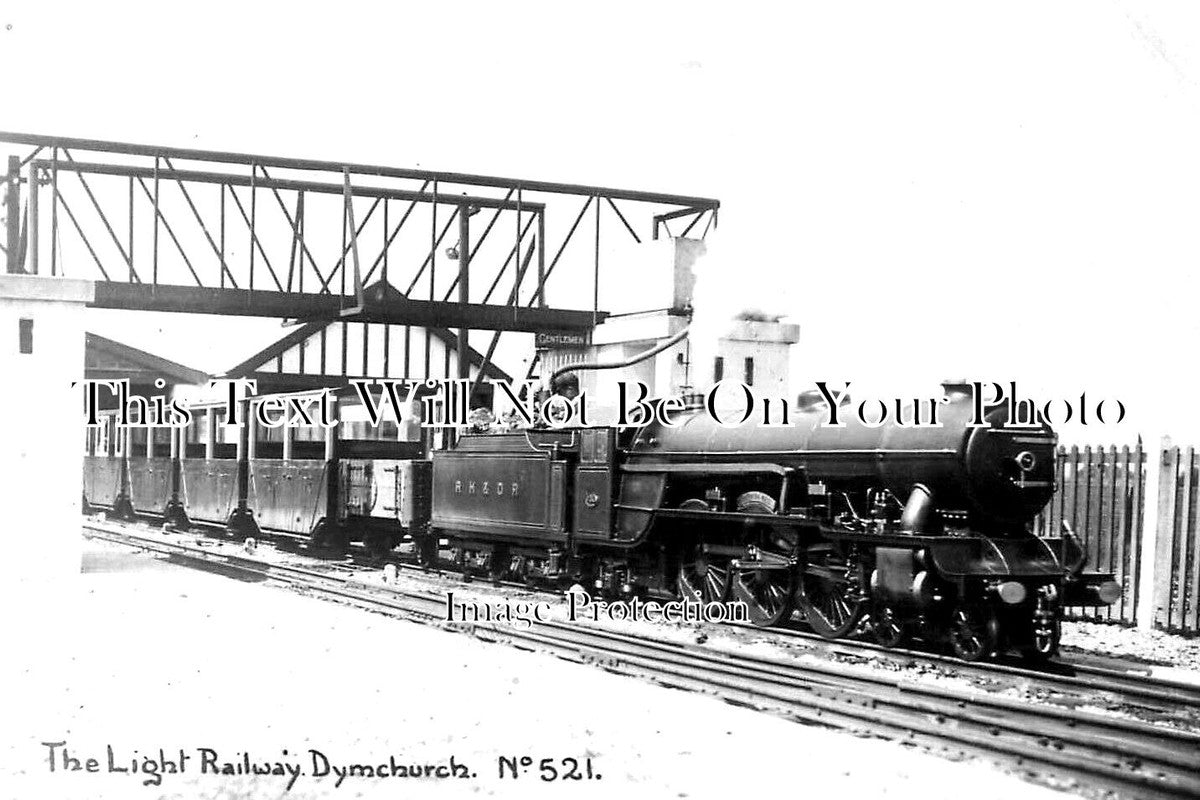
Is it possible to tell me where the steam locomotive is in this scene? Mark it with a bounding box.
[83,382,1121,662]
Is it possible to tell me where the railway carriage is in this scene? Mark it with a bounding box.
[82,409,132,517]
[83,391,431,557]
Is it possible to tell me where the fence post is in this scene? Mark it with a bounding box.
[1137,435,1168,630]
[1188,450,1200,634]
[5,155,20,273]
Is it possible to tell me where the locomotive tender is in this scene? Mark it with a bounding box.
[84,383,1121,662]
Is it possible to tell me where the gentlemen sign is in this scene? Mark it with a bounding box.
[534,331,589,349]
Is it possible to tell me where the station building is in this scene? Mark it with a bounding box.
[83,333,211,458]
[86,332,210,401]
[84,311,513,454]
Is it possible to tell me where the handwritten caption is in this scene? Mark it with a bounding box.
[41,741,601,791]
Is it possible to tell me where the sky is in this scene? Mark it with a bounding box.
[3,0,1198,444]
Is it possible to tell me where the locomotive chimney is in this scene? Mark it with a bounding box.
[941,380,973,398]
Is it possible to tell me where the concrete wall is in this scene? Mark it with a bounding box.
[0,275,94,584]
[537,316,797,424]
[708,320,801,396]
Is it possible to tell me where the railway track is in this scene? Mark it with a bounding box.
[83,519,1200,799]
[94,514,1200,719]
[379,560,1200,718]
[759,622,1200,715]
[95,514,1200,717]
[361,546,1200,720]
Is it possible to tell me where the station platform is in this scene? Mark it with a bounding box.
[0,536,1068,800]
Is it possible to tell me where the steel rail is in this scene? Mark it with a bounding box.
[365,544,1200,711]
[93,513,1200,712]
[83,521,1200,799]
[757,622,1200,710]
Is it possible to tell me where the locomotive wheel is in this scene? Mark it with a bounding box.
[310,523,348,554]
[732,565,795,626]
[416,536,439,569]
[797,544,865,639]
[677,544,731,604]
[363,533,392,562]
[948,604,1000,662]
[488,546,511,583]
[1018,617,1062,664]
[870,604,908,649]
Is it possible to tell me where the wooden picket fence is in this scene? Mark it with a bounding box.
[1034,441,1200,635]
[1153,446,1200,634]
[1036,443,1146,626]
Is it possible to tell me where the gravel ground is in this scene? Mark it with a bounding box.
[1061,620,1200,682]
[0,535,1073,800]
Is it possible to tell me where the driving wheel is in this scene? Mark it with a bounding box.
[731,560,796,626]
[797,543,866,639]
[677,543,731,604]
